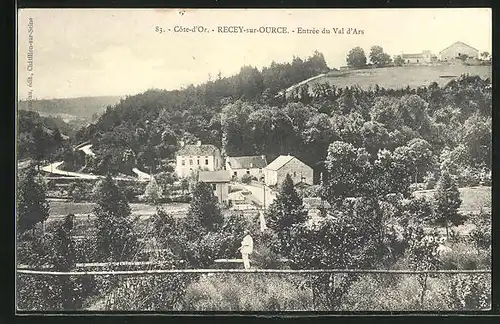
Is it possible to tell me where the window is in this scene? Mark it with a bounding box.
[246,170,250,175]
[181,160,185,166]
[189,159,193,165]
[212,183,217,191]
[234,171,238,176]
[197,159,200,165]
[259,168,262,173]
[293,171,297,177]
[205,159,209,165]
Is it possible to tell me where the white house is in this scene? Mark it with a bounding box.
[198,170,231,204]
[264,155,313,187]
[175,141,222,178]
[225,155,267,181]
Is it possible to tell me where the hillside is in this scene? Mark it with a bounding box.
[17,95,123,121]
[304,64,492,92]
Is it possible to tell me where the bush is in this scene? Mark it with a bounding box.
[241,174,252,184]
[446,274,491,310]
[439,242,490,270]
[456,166,481,187]
[342,274,449,311]
[423,172,437,190]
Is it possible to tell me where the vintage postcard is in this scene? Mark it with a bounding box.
[16,8,492,312]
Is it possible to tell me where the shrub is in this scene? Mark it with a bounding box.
[342,274,449,311]
[446,274,491,310]
[439,242,490,270]
[241,174,252,184]
[456,166,481,187]
[182,274,313,311]
[468,212,491,249]
[423,171,437,190]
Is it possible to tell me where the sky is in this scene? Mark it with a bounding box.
[17,8,492,100]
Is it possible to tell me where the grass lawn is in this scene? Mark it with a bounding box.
[48,200,190,217]
[413,186,491,213]
[306,65,491,90]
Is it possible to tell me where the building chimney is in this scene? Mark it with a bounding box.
[179,140,185,148]
[196,140,202,146]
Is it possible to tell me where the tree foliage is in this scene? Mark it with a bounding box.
[346,47,367,69]
[17,168,50,235]
[186,182,223,232]
[92,174,138,261]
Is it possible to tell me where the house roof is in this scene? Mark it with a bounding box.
[226,156,267,169]
[198,170,231,183]
[265,155,311,171]
[177,144,219,156]
[439,41,479,54]
[402,53,424,59]
[265,155,295,171]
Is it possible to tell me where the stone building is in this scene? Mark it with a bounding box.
[264,155,313,187]
[439,41,479,61]
[175,141,222,178]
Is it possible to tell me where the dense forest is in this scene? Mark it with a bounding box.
[17,110,75,162]
[69,51,490,190]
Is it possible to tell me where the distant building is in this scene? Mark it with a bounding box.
[175,141,222,178]
[226,155,267,181]
[198,170,231,204]
[264,155,313,187]
[401,50,436,64]
[439,41,479,61]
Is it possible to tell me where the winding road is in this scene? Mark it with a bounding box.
[40,143,151,182]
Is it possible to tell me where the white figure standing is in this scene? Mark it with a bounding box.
[239,230,253,270]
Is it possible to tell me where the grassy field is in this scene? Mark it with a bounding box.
[47,200,190,218]
[413,186,491,213]
[306,65,491,90]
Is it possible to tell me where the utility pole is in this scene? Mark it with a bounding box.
[263,182,266,210]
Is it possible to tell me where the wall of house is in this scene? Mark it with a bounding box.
[211,182,229,204]
[439,44,478,61]
[228,167,265,180]
[276,158,314,186]
[175,151,222,178]
[405,57,423,64]
[264,169,278,186]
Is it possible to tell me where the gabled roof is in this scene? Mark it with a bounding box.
[439,41,479,54]
[265,155,294,171]
[177,144,219,156]
[265,155,311,171]
[226,156,267,169]
[198,170,231,183]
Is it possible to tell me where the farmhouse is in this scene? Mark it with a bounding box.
[225,155,267,181]
[198,170,231,204]
[175,141,222,178]
[439,41,479,61]
[401,50,436,64]
[264,155,313,187]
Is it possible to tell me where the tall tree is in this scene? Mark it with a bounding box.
[17,168,50,235]
[433,171,462,239]
[346,47,367,69]
[92,174,137,261]
[265,174,308,256]
[369,45,392,66]
[186,182,223,232]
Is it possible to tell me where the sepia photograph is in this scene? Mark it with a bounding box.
[16,8,492,312]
